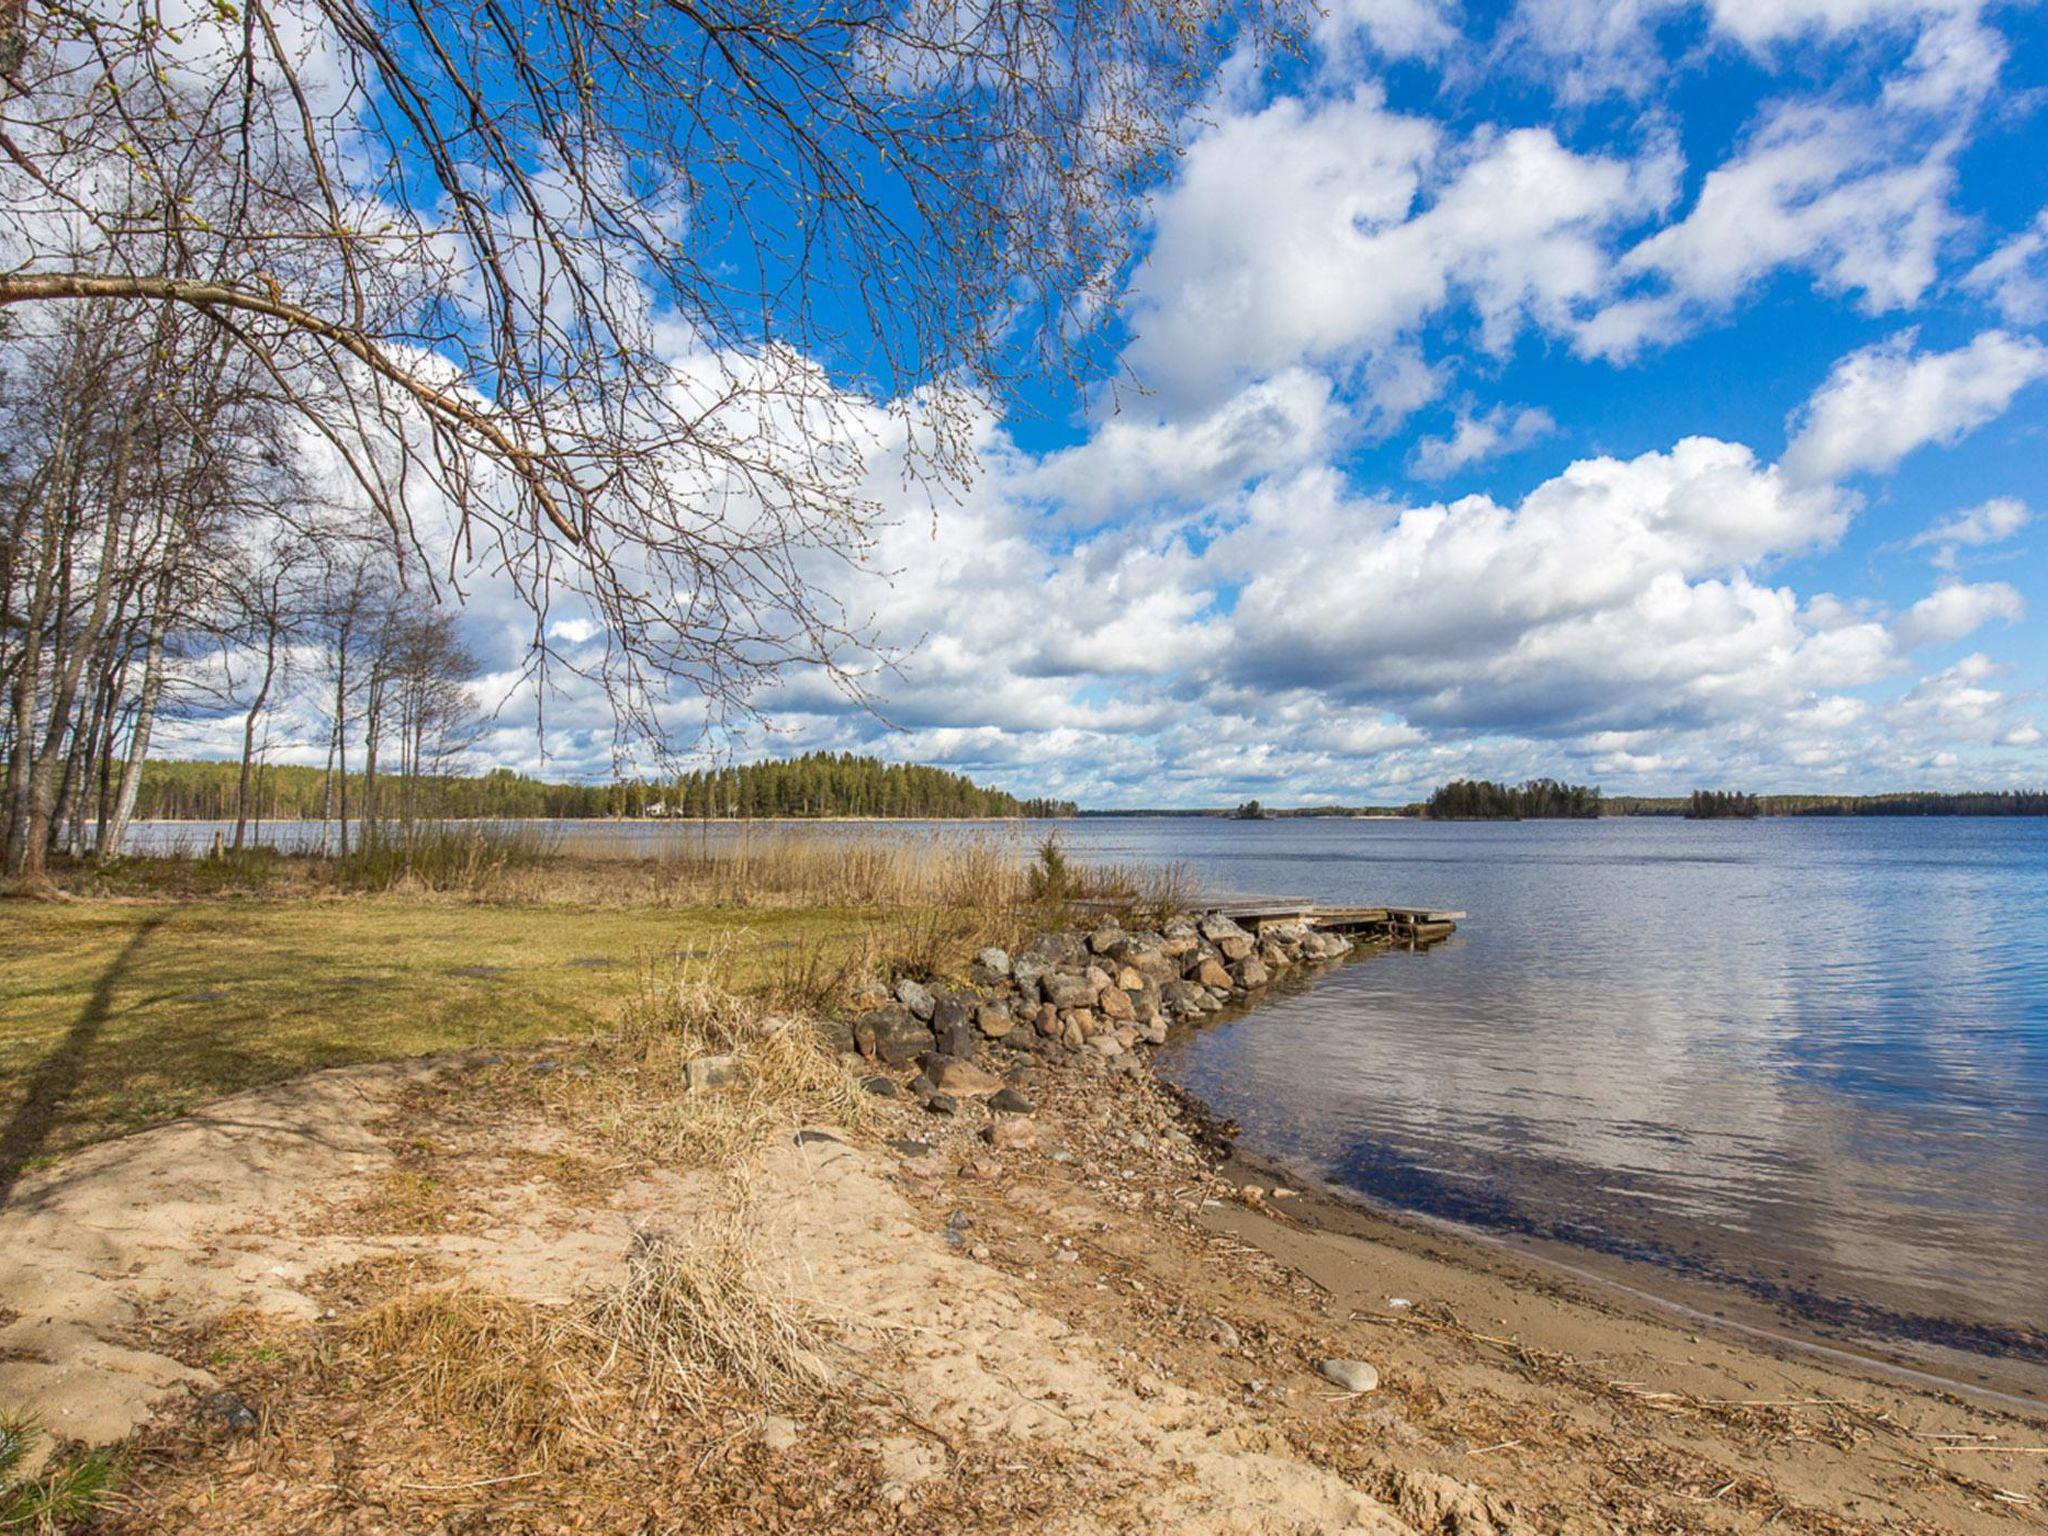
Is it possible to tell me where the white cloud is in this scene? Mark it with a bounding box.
[1410,404,1558,478]
[1781,329,2048,483]
[1962,210,2048,325]
[1209,437,1865,734]
[1123,89,1676,416]
[1317,0,1462,60]
[1892,580,2025,649]
[1907,496,2030,568]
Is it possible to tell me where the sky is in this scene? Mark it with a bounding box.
[160,0,2048,807]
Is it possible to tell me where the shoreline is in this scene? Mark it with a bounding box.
[5,899,2046,1530]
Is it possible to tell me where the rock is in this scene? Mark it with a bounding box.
[1318,1359,1380,1394]
[1043,971,1096,1010]
[1194,958,1233,990]
[895,979,937,1020]
[862,1075,902,1098]
[1083,964,1114,995]
[203,1390,260,1433]
[1199,914,1249,943]
[1113,1025,1137,1049]
[900,1149,946,1179]
[1161,979,1206,1015]
[1088,1034,1124,1058]
[984,1117,1041,1151]
[1210,1317,1241,1349]
[906,1072,938,1102]
[988,1087,1034,1114]
[1096,985,1135,1022]
[858,1005,935,1066]
[932,995,971,1032]
[1022,931,1086,968]
[760,1415,801,1453]
[812,1017,856,1053]
[1140,1018,1169,1045]
[924,1092,959,1116]
[683,1054,740,1092]
[1115,964,1145,992]
[1034,1002,1062,1038]
[927,1055,1006,1095]
[1010,955,1049,1001]
[1163,917,1198,941]
[1217,933,1255,962]
[1234,957,1270,989]
[976,1001,1015,1039]
[937,1019,978,1060]
[974,946,1011,979]
[1086,925,1123,954]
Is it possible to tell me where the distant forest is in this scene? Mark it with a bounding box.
[1607,791,2048,817]
[1685,790,1759,820]
[1423,779,1603,820]
[133,753,1077,823]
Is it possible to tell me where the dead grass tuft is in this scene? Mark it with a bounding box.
[588,1221,831,1409]
[347,1292,592,1465]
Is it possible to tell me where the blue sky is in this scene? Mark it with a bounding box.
[164,0,2048,805]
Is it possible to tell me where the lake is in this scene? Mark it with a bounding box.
[126,812,2048,1376]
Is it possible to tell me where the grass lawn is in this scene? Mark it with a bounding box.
[0,897,876,1186]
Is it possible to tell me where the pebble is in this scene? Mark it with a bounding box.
[1318,1359,1380,1394]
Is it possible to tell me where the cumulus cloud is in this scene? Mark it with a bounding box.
[1781,329,2048,483]
[1891,581,2025,649]
[1963,210,2048,325]
[1208,438,1866,736]
[1409,404,1558,478]
[1122,89,1676,416]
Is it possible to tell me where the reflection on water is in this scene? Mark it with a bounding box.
[128,813,2048,1357]
[1131,816,2048,1363]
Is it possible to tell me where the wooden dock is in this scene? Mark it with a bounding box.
[1202,897,1464,947]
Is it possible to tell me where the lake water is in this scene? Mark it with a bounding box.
[127,813,2048,1373]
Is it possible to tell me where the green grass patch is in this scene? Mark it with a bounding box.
[0,897,877,1179]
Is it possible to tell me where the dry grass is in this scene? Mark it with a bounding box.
[585,936,880,1169]
[58,823,1201,922]
[348,1292,594,1466]
[590,1221,831,1408]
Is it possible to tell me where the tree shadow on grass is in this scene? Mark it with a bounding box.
[0,910,171,1207]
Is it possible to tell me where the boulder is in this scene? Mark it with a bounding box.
[1086,924,1123,954]
[927,1055,1006,1096]
[1022,931,1086,969]
[1115,964,1145,992]
[1043,971,1096,1010]
[937,1019,978,1060]
[1234,957,1270,990]
[973,946,1012,979]
[984,1117,1040,1151]
[857,1005,934,1066]
[1194,958,1233,990]
[1088,1034,1124,1058]
[1096,986,1135,1022]
[1217,933,1255,962]
[932,994,971,1032]
[1161,979,1206,1016]
[976,1001,1016,1039]
[895,978,937,1021]
[1010,956,1049,1002]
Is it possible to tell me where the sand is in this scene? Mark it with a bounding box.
[2,1045,2043,1532]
